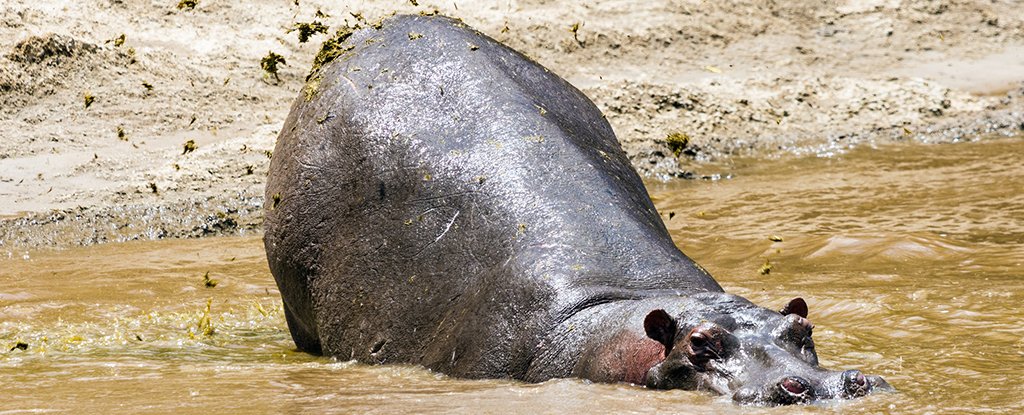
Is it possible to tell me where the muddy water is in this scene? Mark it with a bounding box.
[3,138,1022,414]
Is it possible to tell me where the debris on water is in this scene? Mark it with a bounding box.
[203,271,218,288]
[177,0,198,11]
[135,334,143,341]
[141,81,153,91]
[409,0,418,5]
[193,299,215,337]
[104,33,126,48]
[524,135,544,143]
[536,105,547,116]
[116,125,127,141]
[264,150,273,159]
[669,211,676,220]
[148,182,158,194]
[518,223,527,234]
[289,20,329,43]
[501,21,510,33]
[261,51,286,82]
[309,26,356,81]
[758,259,773,275]
[10,341,28,351]
[83,92,95,108]
[408,32,423,40]
[903,126,913,136]
[244,165,254,175]
[182,139,197,154]
[570,22,583,46]
[665,132,690,157]
[189,114,197,126]
[253,300,269,317]
[468,43,479,51]
[769,235,784,242]
[423,173,432,181]
[316,112,333,124]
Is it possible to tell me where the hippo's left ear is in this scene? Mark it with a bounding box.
[780,297,808,318]
[644,309,679,354]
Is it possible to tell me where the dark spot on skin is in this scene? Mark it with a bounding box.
[370,339,387,354]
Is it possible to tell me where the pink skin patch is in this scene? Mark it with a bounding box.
[592,331,667,385]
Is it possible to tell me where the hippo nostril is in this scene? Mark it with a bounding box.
[841,370,869,398]
[690,331,708,347]
[780,377,809,395]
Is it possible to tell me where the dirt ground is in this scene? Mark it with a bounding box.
[1,0,1022,250]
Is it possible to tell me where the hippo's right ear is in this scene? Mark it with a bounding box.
[780,297,809,318]
[644,309,678,354]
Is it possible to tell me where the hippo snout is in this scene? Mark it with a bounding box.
[732,371,893,406]
[840,369,870,398]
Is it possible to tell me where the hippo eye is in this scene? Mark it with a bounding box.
[685,323,735,368]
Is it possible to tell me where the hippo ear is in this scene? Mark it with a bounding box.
[644,309,678,354]
[780,297,808,318]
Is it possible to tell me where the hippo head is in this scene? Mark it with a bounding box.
[642,293,892,405]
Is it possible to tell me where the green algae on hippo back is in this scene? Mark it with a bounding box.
[263,13,893,406]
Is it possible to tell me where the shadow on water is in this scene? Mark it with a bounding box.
[3,137,1023,413]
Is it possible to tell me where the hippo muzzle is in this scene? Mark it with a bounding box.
[642,295,894,405]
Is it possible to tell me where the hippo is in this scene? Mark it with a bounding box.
[263,14,892,405]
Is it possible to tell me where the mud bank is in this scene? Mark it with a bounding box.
[1,0,1022,249]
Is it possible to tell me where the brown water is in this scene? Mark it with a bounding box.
[3,138,1023,414]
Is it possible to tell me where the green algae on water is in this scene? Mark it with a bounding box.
[261,51,287,82]
[193,299,215,337]
[182,139,197,155]
[203,271,218,288]
[665,132,690,157]
[106,33,126,47]
[289,20,329,43]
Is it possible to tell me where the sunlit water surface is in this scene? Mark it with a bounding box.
[3,138,1022,414]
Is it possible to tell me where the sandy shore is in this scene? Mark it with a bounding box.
[1,0,1022,249]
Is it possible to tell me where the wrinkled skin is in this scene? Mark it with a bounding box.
[263,14,892,406]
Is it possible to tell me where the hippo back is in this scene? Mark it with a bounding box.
[264,14,721,379]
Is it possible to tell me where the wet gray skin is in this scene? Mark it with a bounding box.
[264,14,893,407]
[643,293,894,405]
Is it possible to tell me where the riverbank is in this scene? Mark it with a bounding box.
[2,0,1022,249]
